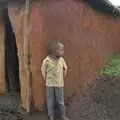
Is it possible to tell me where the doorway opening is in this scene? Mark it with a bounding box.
[4,8,20,94]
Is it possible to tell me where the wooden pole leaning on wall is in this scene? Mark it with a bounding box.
[23,0,32,113]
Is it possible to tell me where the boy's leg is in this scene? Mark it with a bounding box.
[55,87,70,120]
[55,87,65,117]
[46,87,54,119]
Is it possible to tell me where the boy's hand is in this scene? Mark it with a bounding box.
[63,68,67,78]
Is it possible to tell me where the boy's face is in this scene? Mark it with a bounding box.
[55,44,64,57]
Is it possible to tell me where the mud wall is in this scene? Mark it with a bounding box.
[8,0,120,112]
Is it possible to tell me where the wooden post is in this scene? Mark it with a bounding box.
[23,0,32,113]
[0,12,6,94]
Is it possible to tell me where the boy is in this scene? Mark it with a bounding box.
[41,41,70,120]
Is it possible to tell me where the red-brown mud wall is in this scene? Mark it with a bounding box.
[8,0,120,112]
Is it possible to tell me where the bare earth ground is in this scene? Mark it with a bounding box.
[0,92,48,120]
[67,76,120,120]
[24,113,48,120]
[1,76,120,120]
[0,92,62,120]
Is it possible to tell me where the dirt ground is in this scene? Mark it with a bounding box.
[0,92,65,120]
[1,76,120,120]
[0,94,47,120]
[24,113,47,120]
[67,76,120,120]
[0,92,47,120]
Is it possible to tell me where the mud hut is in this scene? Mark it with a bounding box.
[0,0,120,115]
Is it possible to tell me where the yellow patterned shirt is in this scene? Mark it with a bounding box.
[41,56,67,87]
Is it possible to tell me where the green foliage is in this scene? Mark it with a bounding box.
[100,55,120,77]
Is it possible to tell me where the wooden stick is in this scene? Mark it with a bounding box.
[23,0,31,113]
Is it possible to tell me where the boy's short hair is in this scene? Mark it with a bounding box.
[48,40,64,53]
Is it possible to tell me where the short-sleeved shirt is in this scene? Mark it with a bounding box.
[41,56,67,87]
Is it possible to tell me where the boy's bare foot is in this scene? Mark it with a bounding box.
[61,116,70,120]
[49,116,54,120]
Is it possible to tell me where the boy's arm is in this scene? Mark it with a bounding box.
[63,59,68,77]
[41,59,47,80]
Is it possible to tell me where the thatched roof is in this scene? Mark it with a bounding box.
[0,0,119,16]
[0,0,25,10]
[86,0,120,16]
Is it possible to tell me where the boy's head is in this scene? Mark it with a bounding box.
[48,41,64,57]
